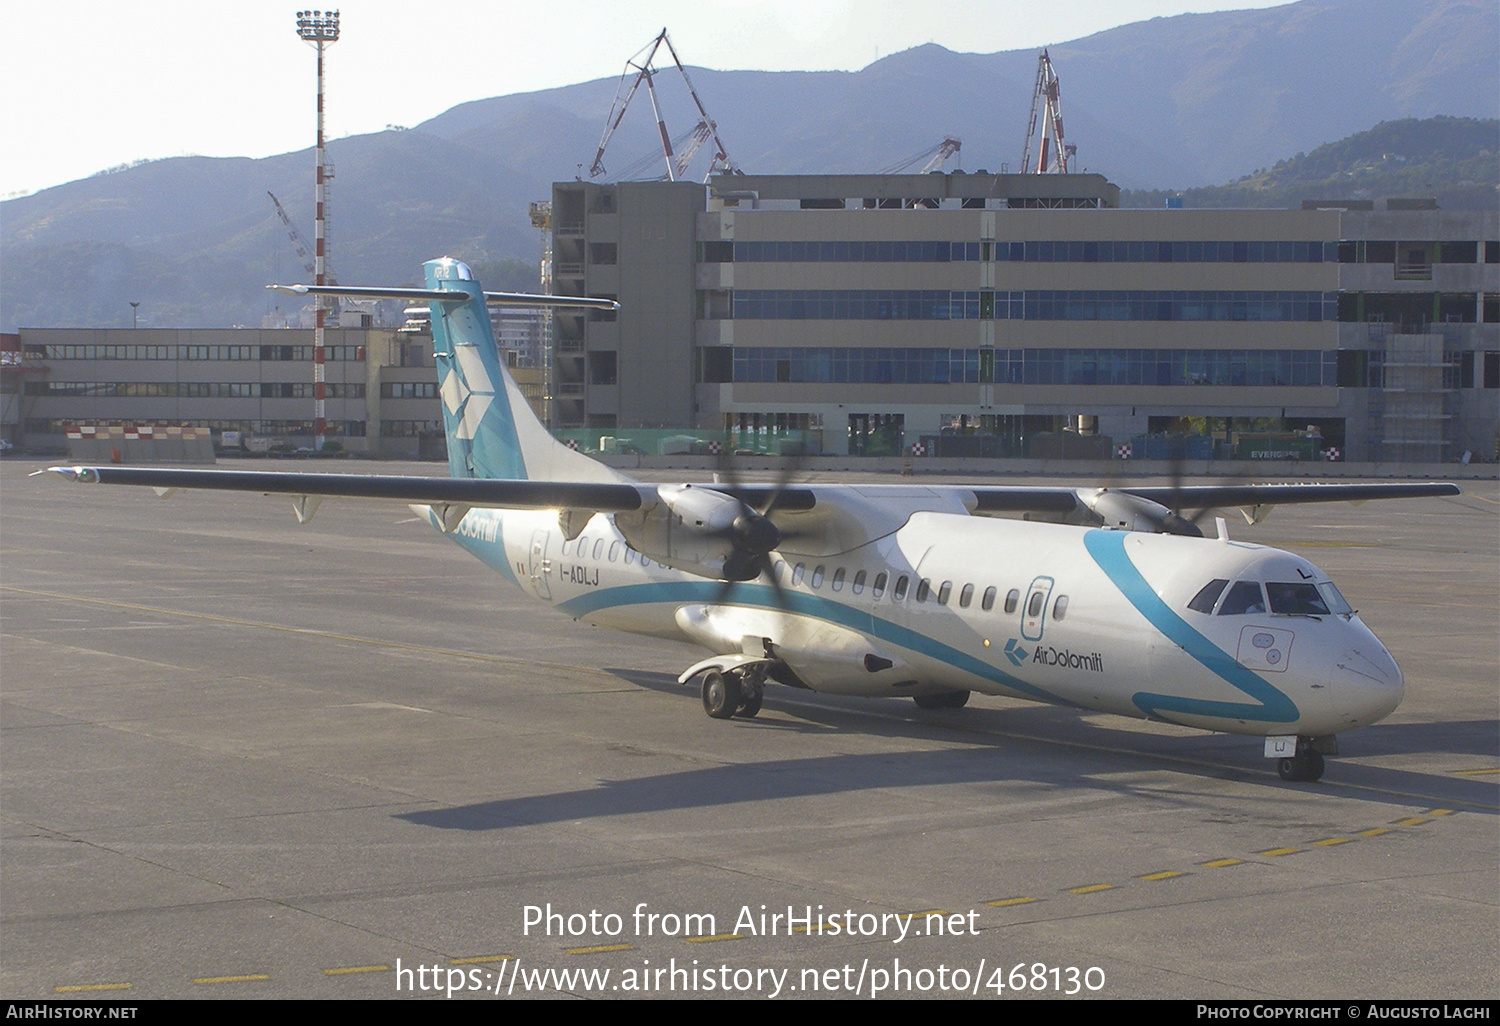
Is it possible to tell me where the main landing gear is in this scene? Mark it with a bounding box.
[912,689,970,710]
[700,667,766,720]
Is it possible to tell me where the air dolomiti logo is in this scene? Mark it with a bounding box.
[1006,639,1104,672]
[441,344,497,441]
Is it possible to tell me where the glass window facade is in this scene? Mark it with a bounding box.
[732,347,1336,387]
[708,240,1330,264]
[723,290,1334,322]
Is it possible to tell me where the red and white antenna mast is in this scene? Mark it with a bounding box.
[295,9,340,450]
[1021,50,1075,174]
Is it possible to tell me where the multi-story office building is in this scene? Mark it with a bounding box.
[5,172,1494,464]
[550,173,1499,461]
[3,328,542,458]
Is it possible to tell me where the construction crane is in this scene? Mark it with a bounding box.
[587,28,739,182]
[880,136,962,175]
[529,200,555,430]
[267,191,334,284]
[1021,50,1076,174]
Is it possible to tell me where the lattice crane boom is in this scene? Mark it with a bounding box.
[1021,50,1076,174]
[587,28,739,182]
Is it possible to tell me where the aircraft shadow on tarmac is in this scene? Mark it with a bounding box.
[394,670,1496,832]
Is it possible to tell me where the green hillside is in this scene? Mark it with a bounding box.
[1120,117,1499,210]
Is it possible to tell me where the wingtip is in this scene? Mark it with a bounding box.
[31,466,96,482]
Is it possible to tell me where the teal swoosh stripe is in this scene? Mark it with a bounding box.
[558,580,1063,704]
[436,510,519,587]
[1083,530,1298,724]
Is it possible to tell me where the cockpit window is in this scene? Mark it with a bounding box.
[1317,582,1353,615]
[1266,582,1332,615]
[1188,579,1229,614]
[1217,580,1266,615]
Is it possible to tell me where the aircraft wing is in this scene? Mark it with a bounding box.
[36,466,649,513]
[37,465,1459,542]
[1104,482,1462,509]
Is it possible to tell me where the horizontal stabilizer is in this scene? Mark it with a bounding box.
[267,283,619,310]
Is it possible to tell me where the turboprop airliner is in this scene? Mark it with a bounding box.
[39,258,1460,783]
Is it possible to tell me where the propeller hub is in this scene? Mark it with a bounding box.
[732,511,780,554]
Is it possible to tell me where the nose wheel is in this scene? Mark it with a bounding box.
[1277,749,1325,782]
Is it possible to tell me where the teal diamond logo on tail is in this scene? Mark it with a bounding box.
[1003,639,1028,667]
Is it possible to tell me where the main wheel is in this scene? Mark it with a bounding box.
[701,670,742,720]
[914,690,970,710]
[736,681,764,718]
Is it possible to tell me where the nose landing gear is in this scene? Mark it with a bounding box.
[1268,735,1334,782]
[1277,750,1325,782]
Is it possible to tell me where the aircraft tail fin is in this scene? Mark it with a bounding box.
[421,258,629,482]
[268,259,629,482]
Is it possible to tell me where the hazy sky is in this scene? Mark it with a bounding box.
[1,0,1294,198]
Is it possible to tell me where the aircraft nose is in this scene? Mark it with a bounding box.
[1333,639,1405,727]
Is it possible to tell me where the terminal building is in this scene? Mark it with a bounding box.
[548,172,1498,462]
[3,320,535,459]
[4,171,1496,463]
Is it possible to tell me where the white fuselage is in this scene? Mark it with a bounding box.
[426,505,1404,740]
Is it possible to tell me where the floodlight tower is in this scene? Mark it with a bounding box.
[294,9,339,449]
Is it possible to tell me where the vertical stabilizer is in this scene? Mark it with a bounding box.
[425,258,629,484]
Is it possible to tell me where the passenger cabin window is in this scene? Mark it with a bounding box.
[831,568,846,592]
[609,541,621,561]
[811,565,825,588]
[1004,588,1020,614]
[915,578,931,602]
[938,581,952,606]
[792,563,805,586]
[872,572,887,598]
[982,586,997,611]
[1027,591,1045,617]
[625,547,637,565]
[959,583,974,608]
[893,575,910,601]
[1218,580,1266,615]
[593,539,605,560]
[1266,582,1332,615]
[1053,595,1068,620]
[1188,579,1229,614]
[853,570,867,595]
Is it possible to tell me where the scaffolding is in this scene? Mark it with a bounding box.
[1368,325,1458,462]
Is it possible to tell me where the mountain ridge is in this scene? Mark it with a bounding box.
[3,0,1494,328]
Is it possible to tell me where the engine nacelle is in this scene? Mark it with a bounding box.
[615,484,777,580]
[1078,488,1203,537]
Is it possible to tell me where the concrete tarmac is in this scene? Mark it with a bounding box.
[1,460,1495,999]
